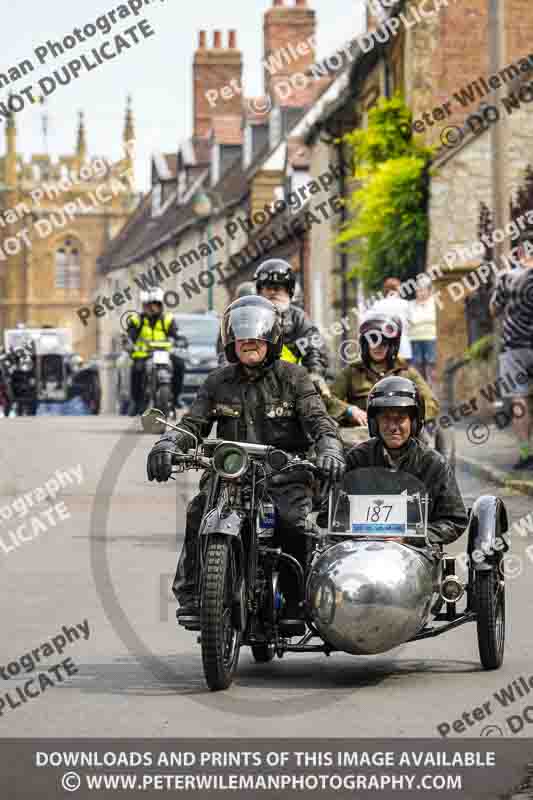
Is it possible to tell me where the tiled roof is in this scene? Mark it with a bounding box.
[163,153,177,178]
[99,152,249,273]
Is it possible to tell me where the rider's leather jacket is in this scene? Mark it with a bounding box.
[345,436,468,546]
[279,305,329,376]
[158,359,342,456]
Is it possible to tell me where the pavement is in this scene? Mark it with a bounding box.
[454,423,533,496]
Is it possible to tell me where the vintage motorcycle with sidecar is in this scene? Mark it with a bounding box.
[143,409,508,692]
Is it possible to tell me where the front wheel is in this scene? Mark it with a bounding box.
[201,535,241,691]
[155,384,172,417]
[476,570,505,669]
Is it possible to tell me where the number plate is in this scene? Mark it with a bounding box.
[349,494,407,535]
[153,351,171,365]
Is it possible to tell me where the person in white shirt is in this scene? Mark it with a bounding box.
[369,277,412,362]
[408,280,437,386]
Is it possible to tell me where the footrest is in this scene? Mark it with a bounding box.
[178,618,201,631]
[278,619,306,637]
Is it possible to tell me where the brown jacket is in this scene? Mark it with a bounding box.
[326,357,439,422]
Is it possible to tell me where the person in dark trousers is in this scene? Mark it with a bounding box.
[343,376,467,548]
[147,295,346,622]
[490,228,533,469]
[127,288,185,415]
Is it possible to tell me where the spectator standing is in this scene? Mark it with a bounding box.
[490,228,533,470]
[409,279,437,386]
[369,277,412,362]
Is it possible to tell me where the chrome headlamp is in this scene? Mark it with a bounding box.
[212,443,249,480]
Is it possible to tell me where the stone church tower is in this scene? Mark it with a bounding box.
[0,99,137,359]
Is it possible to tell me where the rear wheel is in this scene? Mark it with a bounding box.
[155,384,172,417]
[201,536,241,691]
[476,570,505,669]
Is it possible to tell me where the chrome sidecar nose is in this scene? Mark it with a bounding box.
[307,540,436,655]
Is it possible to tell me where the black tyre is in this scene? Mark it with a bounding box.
[251,643,275,663]
[435,426,456,472]
[476,570,505,670]
[155,384,172,417]
[201,536,241,691]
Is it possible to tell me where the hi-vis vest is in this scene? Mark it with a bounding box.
[281,344,301,365]
[130,313,173,359]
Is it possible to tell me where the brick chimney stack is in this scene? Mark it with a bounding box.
[263,0,316,102]
[193,29,243,139]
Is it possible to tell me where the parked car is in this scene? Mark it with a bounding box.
[173,313,220,404]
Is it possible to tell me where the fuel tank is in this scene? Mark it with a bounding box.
[306,540,437,655]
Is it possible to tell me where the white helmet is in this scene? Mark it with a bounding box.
[139,291,150,305]
[147,287,164,304]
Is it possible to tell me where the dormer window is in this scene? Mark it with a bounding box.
[269,106,282,151]
[177,171,187,201]
[152,183,162,215]
[243,124,253,170]
[211,143,220,187]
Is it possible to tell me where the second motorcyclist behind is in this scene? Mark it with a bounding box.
[254,259,332,390]
[127,288,186,415]
[327,313,439,428]
[147,295,345,623]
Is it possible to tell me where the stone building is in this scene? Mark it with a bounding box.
[0,100,137,359]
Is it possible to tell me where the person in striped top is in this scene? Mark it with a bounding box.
[490,228,533,469]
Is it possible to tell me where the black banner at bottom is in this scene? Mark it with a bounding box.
[1,739,533,799]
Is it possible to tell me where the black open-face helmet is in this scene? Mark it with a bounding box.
[254,259,296,298]
[359,313,402,370]
[221,295,283,366]
[367,376,425,438]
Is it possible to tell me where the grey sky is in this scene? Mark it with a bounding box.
[1,1,364,192]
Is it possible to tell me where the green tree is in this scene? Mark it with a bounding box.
[336,94,434,293]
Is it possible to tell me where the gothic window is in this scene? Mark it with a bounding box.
[55,239,81,289]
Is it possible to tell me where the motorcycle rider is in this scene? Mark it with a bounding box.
[254,259,331,388]
[147,295,346,621]
[327,314,439,427]
[127,288,185,415]
[216,281,256,366]
[344,376,467,547]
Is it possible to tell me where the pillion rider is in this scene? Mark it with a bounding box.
[146,295,346,622]
[327,313,439,427]
[344,376,467,548]
[127,288,186,415]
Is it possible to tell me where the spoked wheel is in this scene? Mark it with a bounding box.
[476,569,505,669]
[201,535,241,691]
[155,385,172,417]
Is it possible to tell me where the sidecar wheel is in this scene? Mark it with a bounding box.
[251,643,275,663]
[476,570,505,670]
[201,536,241,691]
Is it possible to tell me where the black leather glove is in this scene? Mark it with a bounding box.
[147,434,180,482]
[316,437,346,486]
